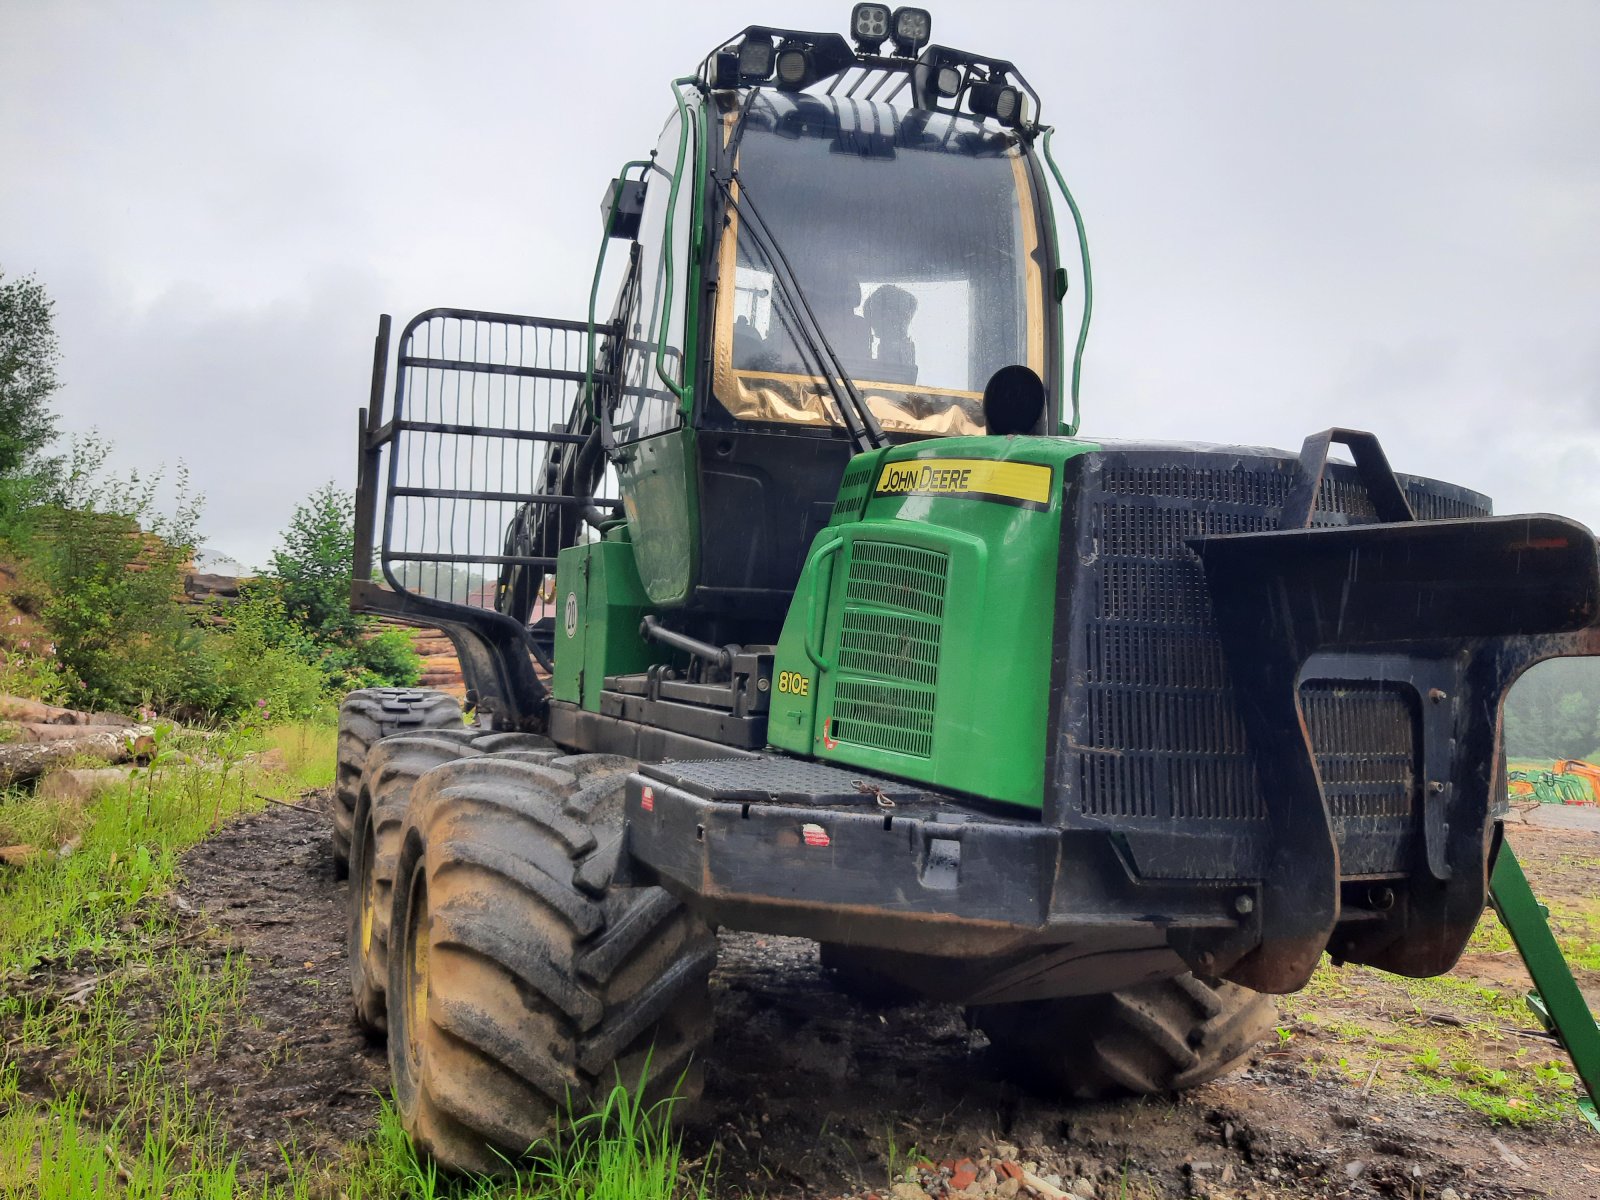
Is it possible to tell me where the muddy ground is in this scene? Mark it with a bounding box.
[11,796,1600,1198]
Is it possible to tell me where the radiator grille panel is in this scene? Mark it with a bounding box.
[837,610,941,687]
[843,541,948,618]
[1065,454,1488,874]
[834,679,935,758]
[831,541,950,758]
[1302,683,1417,820]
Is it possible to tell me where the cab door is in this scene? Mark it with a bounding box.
[613,90,702,607]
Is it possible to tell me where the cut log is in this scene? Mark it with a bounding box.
[35,767,135,805]
[0,725,154,788]
[0,695,138,727]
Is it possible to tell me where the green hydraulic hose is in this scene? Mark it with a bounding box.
[1041,127,1093,436]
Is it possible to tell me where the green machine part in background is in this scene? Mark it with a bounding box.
[553,531,667,711]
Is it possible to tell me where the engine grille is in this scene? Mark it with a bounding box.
[1059,452,1489,878]
[830,541,949,758]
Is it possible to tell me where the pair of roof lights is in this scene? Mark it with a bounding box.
[928,62,1023,125]
[849,4,932,56]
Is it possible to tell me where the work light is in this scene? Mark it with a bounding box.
[851,3,890,53]
[889,7,931,56]
[776,47,811,89]
[934,64,962,97]
[969,81,1023,126]
[738,35,776,81]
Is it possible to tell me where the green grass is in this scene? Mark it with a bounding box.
[1280,956,1584,1128]
[0,723,328,1198]
[0,720,711,1199]
[334,1083,713,1200]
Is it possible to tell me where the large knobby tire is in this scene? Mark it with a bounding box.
[348,730,488,1033]
[387,754,715,1174]
[334,688,464,875]
[972,974,1276,1099]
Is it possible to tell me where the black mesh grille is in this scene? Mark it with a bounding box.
[1062,452,1489,871]
[1302,683,1417,819]
[830,457,879,523]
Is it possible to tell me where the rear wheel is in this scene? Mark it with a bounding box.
[972,974,1276,1098]
[348,730,487,1033]
[387,754,715,1173]
[334,688,463,875]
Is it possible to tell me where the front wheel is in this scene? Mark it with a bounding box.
[971,973,1276,1099]
[387,754,716,1173]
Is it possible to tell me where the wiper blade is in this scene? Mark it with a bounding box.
[715,174,887,454]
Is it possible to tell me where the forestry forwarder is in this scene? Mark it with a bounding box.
[339,7,1600,1171]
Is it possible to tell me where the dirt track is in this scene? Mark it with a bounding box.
[129,795,1599,1198]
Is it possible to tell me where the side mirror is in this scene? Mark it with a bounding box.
[601,177,647,240]
[982,365,1046,436]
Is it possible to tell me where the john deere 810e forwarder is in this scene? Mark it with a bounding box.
[339,8,1600,1171]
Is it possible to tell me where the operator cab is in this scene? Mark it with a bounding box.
[594,11,1071,634]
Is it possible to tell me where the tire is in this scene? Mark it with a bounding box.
[972,973,1276,1099]
[819,943,918,1007]
[334,688,464,875]
[348,730,487,1034]
[387,754,716,1174]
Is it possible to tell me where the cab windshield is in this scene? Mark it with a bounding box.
[713,93,1046,437]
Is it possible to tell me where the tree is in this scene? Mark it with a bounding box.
[1503,657,1600,761]
[267,483,420,691]
[0,272,61,478]
[272,482,362,641]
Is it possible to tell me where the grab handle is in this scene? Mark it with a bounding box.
[803,537,844,671]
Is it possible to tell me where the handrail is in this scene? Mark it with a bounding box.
[1041,127,1093,436]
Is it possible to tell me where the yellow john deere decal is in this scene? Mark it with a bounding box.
[874,458,1053,509]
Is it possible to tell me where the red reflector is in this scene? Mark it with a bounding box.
[641,786,655,812]
[802,822,830,847]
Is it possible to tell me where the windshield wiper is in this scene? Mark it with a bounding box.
[714,173,887,455]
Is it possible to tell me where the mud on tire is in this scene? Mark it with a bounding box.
[348,730,486,1033]
[387,754,716,1174]
[333,688,464,875]
[972,973,1276,1099]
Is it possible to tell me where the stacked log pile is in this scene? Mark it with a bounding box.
[0,696,153,788]
[373,618,465,697]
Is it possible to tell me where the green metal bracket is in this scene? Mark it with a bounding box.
[1489,841,1600,1133]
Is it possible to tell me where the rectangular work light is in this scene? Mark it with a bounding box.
[851,3,890,53]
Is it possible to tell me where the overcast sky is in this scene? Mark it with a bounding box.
[2,1,1597,569]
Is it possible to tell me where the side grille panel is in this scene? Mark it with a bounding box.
[833,679,936,758]
[832,541,949,759]
[830,456,878,524]
[843,542,948,619]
